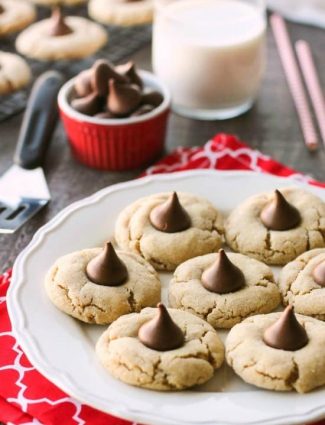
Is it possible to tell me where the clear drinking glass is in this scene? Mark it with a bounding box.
[152,0,266,120]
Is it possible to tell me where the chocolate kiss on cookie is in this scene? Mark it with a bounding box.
[150,192,191,233]
[116,61,143,89]
[71,92,102,116]
[313,261,325,287]
[91,60,127,97]
[48,7,73,37]
[107,79,141,116]
[86,242,128,286]
[260,190,301,231]
[201,249,245,294]
[0,4,4,13]
[263,306,308,351]
[138,303,184,351]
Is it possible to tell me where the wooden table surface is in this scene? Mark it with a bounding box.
[0,18,324,274]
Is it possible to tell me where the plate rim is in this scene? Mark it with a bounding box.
[7,169,325,425]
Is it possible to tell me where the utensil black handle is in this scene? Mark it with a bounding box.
[14,71,64,170]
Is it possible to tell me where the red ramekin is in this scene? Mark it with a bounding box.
[58,70,171,171]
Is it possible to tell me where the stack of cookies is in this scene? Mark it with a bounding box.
[45,186,325,393]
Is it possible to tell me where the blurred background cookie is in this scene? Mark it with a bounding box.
[89,0,153,26]
[0,0,36,36]
[16,7,108,61]
[0,51,31,95]
[29,0,86,6]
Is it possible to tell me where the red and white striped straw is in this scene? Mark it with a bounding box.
[295,40,325,148]
[270,14,318,151]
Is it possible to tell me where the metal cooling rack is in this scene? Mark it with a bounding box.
[0,5,152,122]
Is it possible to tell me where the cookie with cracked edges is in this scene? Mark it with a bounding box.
[169,252,281,329]
[279,248,325,319]
[45,247,161,324]
[226,312,325,393]
[114,191,224,271]
[96,307,225,390]
[225,187,325,265]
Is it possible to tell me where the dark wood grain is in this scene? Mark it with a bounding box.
[0,18,324,274]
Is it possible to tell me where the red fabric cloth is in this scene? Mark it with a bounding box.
[0,134,324,425]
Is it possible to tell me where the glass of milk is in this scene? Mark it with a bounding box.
[152,0,266,120]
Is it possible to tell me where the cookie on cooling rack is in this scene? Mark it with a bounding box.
[0,51,31,95]
[16,7,107,61]
[30,0,86,5]
[88,0,153,26]
[0,0,36,36]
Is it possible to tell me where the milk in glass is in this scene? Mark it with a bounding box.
[152,0,266,119]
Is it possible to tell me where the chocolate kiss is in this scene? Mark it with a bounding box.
[138,303,184,351]
[263,306,308,351]
[260,190,301,231]
[91,60,127,97]
[107,79,141,116]
[48,7,73,37]
[150,192,191,233]
[94,111,116,119]
[86,242,128,286]
[116,61,143,89]
[0,4,4,13]
[141,91,164,107]
[313,261,325,287]
[131,104,154,117]
[74,70,92,98]
[71,92,102,116]
[201,249,245,294]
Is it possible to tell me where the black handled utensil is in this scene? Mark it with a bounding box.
[0,71,64,234]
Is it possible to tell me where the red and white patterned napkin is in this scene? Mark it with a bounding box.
[0,133,324,425]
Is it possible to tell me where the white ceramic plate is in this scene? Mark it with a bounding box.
[8,170,325,425]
